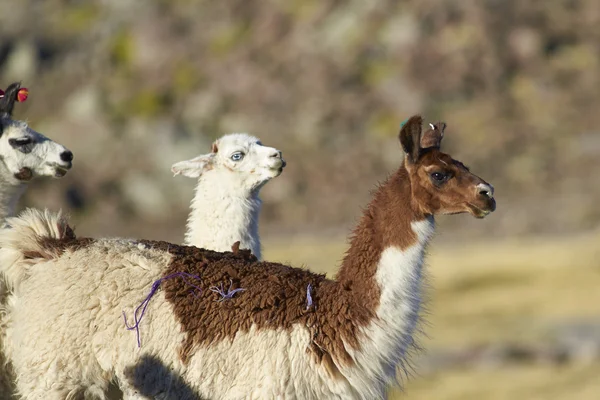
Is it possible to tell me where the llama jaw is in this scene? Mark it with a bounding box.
[11,163,71,181]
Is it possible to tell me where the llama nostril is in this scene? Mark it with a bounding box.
[60,151,73,163]
[270,151,282,159]
[477,183,494,198]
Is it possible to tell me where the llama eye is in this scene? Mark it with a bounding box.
[230,152,244,161]
[430,172,446,182]
[9,138,32,147]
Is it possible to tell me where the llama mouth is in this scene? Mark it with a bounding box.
[270,159,286,175]
[467,203,493,219]
[49,161,72,178]
[54,168,68,178]
[52,164,71,178]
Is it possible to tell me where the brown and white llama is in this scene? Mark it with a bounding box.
[0,115,495,399]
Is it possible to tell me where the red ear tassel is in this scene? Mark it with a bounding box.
[17,88,29,102]
[0,88,28,101]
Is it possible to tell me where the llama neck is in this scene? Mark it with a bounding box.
[335,166,434,383]
[183,170,262,259]
[0,172,27,227]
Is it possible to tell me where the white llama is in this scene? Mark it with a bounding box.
[0,116,495,399]
[172,133,285,260]
[0,82,74,398]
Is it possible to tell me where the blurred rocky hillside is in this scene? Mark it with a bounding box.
[1,0,599,241]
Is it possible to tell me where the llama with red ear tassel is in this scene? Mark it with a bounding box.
[0,82,74,398]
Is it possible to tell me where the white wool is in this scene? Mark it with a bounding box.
[173,133,284,260]
[341,218,434,397]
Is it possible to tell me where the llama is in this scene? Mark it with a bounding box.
[172,133,285,260]
[0,83,73,223]
[0,82,74,398]
[0,115,495,399]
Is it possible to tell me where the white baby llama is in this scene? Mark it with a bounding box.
[0,82,74,397]
[172,133,285,260]
[0,116,495,399]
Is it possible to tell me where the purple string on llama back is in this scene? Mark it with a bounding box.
[123,271,203,348]
[209,279,245,302]
[306,283,313,310]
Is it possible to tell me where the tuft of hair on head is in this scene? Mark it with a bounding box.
[0,82,23,117]
[398,115,423,163]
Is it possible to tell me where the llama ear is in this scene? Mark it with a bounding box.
[420,122,446,149]
[398,115,423,163]
[0,82,21,117]
[171,153,215,178]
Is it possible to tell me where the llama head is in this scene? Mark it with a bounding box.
[0,83,73,183]
[171,133,285,192]
[399,115,495,218]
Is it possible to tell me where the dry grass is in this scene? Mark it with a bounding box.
[397,363,600,400]
[263,231,600,399]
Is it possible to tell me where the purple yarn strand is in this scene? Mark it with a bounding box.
[306,283,313,310]
[209,279,245,302]
[123,271,202,348]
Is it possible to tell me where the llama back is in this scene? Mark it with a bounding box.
[1,211,188,397]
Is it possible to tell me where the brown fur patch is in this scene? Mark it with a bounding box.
[13,167,33,181]
[26,225,94,260]
[139,241,332,364]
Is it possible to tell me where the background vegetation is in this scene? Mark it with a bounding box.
[1,0,599,398]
